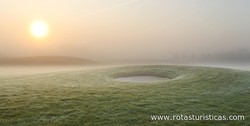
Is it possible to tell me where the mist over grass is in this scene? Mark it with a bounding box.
[0,65,249,125]
[0,56,249,125]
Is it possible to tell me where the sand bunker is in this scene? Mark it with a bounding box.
[115,75,168,83]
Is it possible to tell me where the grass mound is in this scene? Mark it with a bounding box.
[0,65,249,125]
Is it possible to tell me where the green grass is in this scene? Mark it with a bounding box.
[0,65,249,126]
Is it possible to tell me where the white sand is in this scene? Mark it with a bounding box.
[115,76,168,83]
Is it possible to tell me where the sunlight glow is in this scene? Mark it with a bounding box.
[30,20,49,38]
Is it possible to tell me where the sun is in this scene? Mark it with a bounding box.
[30,20,49,38]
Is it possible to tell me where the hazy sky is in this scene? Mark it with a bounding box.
[0,0,250,61]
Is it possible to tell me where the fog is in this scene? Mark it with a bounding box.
[0,0,250,66]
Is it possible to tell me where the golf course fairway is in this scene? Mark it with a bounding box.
[0,65,249,125]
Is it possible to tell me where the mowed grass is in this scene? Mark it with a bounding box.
[0,65,249,126]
